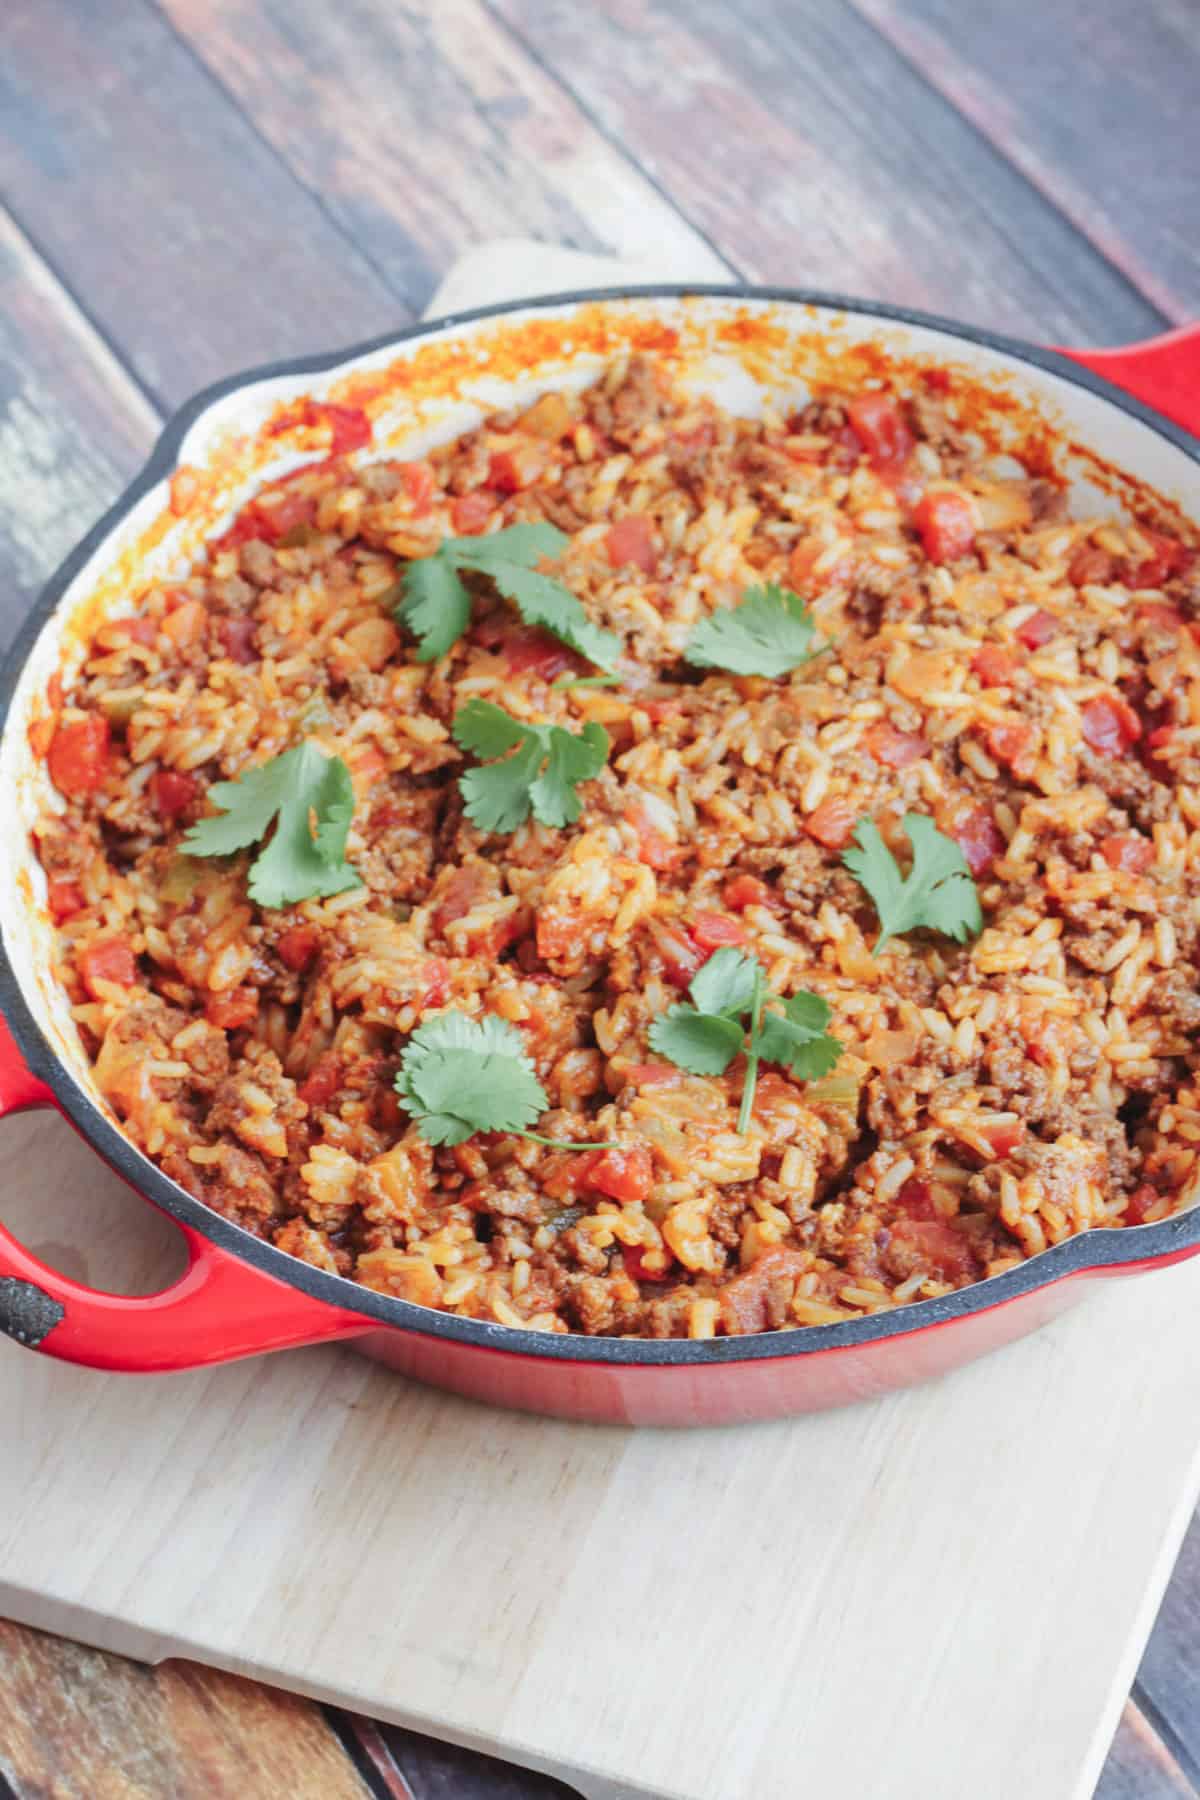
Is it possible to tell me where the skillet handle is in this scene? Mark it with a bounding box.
[0,1016,367,1370]
[1055,323,1200,436]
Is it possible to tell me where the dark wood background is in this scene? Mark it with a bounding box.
[0,1,1197,1794]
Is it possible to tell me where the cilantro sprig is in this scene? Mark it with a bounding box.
[685,582,819,679]
[181,741,361,909]
[396,522,620,670]
[395,1011,618,1150]
[452,700,609,833]
[648,947,843,1132]
[842,813,982,954]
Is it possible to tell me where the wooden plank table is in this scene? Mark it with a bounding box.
[0,3,1197,1795]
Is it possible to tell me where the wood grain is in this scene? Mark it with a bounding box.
[158,0,730,298]
[0,1623,369,1799]
[847,0,1200,324]
[0,0,408,408]
[491,0,1165,344]
[0,204,158,645]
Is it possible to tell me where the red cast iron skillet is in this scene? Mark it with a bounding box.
[0,287,1198,1427]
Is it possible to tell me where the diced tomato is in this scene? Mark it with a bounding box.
[605,514,658,575]
[579,1144,654,1205]
[1067,544,1116,587]
[1131,529,1192,590]
[299,1055,342,1108]
[1144,723,1176,767]
[1124,1183,1159,1227]
[123,616,160,646]
[1014,608,1059,651]
[213,508,266,552]
[1137,603,1184,632]
[451,490,497,535]
[788,536,852,595]
[922,368,953,394]
[277,924,321,972]
[986,720,1038,779]
[691,911,747,952]
[953,804,1005,878]
[398,460,435,516]
[805,795,858,850]
[914,491,975,563]
[1100,833,1154,874]
[981,1120,1025,1158]
[622,1244,675,1283]
[433,865,487,934]
[205,986,259,1031]
[971,644,1019,687]
[889,1216,975,1282]
[258,489,317,543]
[894,1178,935,1219]
[46,879,85,923]
[626,806,686,873]
[1081,694,1142,755]
[722,874,773,911]
[846,394,914,469]
[151,768,200,820]
[672,419,716,453]
[47,715,110,797]
[501,627,578,680]
[863,720,927,770]
[622,1062,680,1088]
[161,599,209,649]
[640,698,682,726]
[421,956,450,1010]
[488,442,550,492]
[322,403,372,456]
[656,928,704,990]
[218,616,259,664]
[79,937,137,997]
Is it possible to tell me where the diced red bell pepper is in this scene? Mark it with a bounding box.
[1014,608,1059,651]
[398,461,436,516]
[580,1144,654,1205]
[205,986,260,1031]
[47,878,85,923]
[846,394,914,469]
[48,715,111,798]
[501,627,578,680]
[606,514,658,574]
[277,924,321,972]
[691,911,747,952]
[805,795,858,850]
[722,874,773,911]
[1081,694,1142,755]
[451,490,497,535]
[1100,833,1154,874]
[1131,530,1192,590]
[151,769,200,821]
[971,644,1019,687]
[79,936,137,997]
[914,491,976,563]
[622,1243,675,1283]
[863,720,927,769]
[953,804,1005,878]
[299,1055,342,1108]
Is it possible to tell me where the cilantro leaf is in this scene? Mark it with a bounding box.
[842,813,982,955]
[395,522,621,670]
[648,1007,745,1076]
[757,993,845,1081]
[395,1009,621,1150]
[647,946,844,1126]
[182,741,362,909]
[685,582,818,678]
[395,553,472,663]
[452,700,609,834]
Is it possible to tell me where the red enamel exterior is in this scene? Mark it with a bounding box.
[0,310,1198,1425]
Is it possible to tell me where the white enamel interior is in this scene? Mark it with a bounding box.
[2,293,1197,1159]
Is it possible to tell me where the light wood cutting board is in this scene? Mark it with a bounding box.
[3,243,1200,1800]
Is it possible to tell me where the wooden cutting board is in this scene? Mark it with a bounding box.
[3,243,1200,1800]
